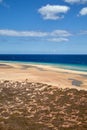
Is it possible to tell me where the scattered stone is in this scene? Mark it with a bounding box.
[0,80,87,130]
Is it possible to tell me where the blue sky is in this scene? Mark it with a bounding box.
[0,0,87,54]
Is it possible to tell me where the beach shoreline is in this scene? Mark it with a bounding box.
[0,62,87,90]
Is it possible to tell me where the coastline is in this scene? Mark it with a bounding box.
[0,61,87,130]
[0,61,87,90]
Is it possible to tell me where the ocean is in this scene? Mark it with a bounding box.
[0,54,87,72]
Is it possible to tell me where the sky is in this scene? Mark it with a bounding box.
[0,0,87,54]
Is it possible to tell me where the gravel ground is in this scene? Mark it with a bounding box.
[0,80,87,130]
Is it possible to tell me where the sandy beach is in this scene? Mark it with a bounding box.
[0,62,87,90]
[0,62,87,130]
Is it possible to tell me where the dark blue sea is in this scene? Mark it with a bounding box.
[0,54,87,72]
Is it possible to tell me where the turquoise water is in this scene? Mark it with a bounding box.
[0,54,87,72]
[0,60,87,73]
[55,63,87,72]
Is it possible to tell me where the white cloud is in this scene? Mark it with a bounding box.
[51,30,71,37]
[0,29,71,42]
[47,38,69,42]
[64,0,87,4]
[79,7,87,15]
[0,29,72,37]
[0,29,48,37]
[38,4,70,20]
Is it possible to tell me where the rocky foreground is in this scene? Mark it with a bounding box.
[0,80,87,130]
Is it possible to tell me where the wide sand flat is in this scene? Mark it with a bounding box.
[0,62,87,90]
